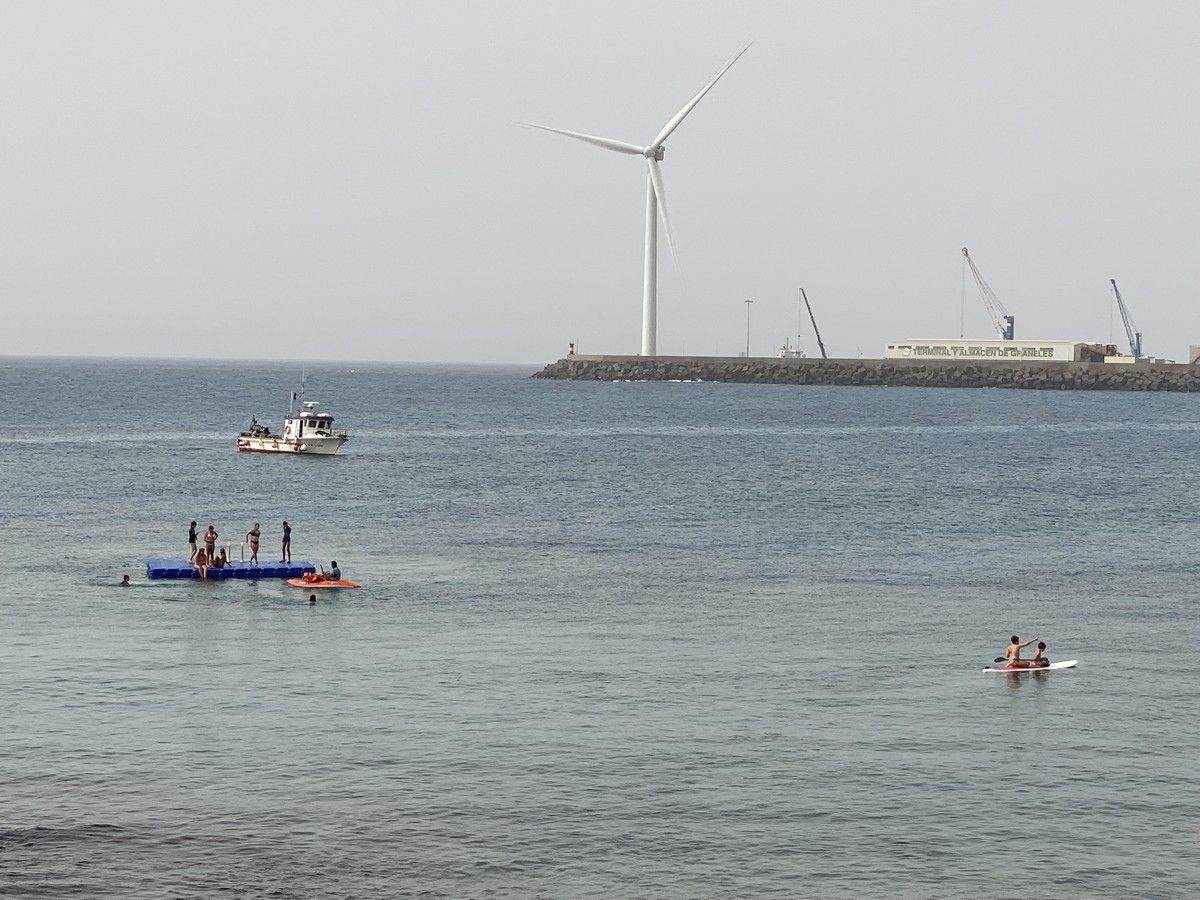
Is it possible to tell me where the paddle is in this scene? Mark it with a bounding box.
[989,657,1048,667]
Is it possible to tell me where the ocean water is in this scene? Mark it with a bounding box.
[1,357,1197,898]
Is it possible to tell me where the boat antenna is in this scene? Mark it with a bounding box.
[289,367,306,416]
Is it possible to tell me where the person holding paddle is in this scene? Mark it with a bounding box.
[1004,634,1039,667]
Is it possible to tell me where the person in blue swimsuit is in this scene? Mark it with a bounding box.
[281,520,292,563]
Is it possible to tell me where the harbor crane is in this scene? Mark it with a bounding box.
[961,248,1014,340]
[1109,278,1142,359]
[800,287,828,359]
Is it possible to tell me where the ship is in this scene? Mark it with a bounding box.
[236,400,348,455]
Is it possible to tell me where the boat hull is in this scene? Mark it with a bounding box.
[237,435,347,455]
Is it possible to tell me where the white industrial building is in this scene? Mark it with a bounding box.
[884,340,1112,362]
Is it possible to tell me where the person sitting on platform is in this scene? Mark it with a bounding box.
[195,548,209,580]
[211,548,230,569]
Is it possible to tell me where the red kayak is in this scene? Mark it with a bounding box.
[286,577,360,589]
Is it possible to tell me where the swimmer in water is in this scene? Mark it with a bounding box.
[308,593,317,605]
[121,574,130,586]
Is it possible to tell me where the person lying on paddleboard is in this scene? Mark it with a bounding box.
[1005,634,1039,667]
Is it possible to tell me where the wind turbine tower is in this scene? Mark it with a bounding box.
[521,45,751,356]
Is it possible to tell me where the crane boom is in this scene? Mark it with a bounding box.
[1110,278,1142,358]
[801,288,827,359]
[961,248,1014,340]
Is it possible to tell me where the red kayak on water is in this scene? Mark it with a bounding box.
[287,576,360,589]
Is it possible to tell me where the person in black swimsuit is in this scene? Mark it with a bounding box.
[188,521,198,560]
[281,520,292,563]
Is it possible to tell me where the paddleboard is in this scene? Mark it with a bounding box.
[982,659,1077,672]
[286,578,360,589]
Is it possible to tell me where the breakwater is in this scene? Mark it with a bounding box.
[535,355,1200,392]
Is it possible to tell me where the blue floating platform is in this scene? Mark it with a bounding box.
[146,559,317,580]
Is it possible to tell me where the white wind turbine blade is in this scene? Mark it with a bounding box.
[516,122,644,155]
[650,42,752,150]
[647,158,683,285]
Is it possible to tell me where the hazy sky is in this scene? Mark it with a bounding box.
[4,1,1199,363]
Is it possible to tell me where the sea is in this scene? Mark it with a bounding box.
[1,356,1197,898]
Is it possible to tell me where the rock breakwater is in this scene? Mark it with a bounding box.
[534,355,1200,392]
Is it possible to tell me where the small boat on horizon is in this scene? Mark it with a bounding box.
[237,399,349,456]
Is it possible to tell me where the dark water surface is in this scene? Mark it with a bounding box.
[1,358,1197,898]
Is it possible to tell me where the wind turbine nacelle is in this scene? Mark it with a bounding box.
[644,146,665,161]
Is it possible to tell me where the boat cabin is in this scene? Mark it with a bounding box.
[283,401,337,441]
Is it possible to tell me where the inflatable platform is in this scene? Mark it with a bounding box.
[146,559,317,580]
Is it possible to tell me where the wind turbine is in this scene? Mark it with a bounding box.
[521,44,751,356]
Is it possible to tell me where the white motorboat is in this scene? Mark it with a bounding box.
[237,400,348,455]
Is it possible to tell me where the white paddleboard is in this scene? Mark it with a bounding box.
[982,659,1078,672]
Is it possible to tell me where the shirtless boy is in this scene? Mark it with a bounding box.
[1005,634,1039,667]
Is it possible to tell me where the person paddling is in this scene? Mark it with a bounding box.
[1005,634,1038,667]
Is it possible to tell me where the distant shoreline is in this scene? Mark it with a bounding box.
[535,354,1200,392]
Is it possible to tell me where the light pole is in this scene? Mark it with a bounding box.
[744,298,754,357]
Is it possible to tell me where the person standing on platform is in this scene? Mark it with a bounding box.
[245,522,261,563]
[281,520,292,563]
[203,525,218,564]
[188,521,198,560]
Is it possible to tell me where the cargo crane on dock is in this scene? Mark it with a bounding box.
[961,248,1015,340]
[1109,278,1143,359]
[801,287,828,359]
